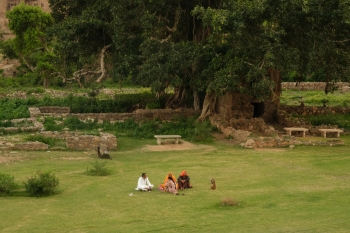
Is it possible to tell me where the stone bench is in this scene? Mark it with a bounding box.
[154,135,181,145]
[318,129,344,138]
[284,127,309,137]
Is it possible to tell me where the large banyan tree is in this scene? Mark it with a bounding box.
[48,0,350,119]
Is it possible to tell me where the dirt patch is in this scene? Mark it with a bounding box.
[212,133,241,145]
[254,148,287,153]
[60,156,92,160]
[143,140,215,152]
[0,152,26,164]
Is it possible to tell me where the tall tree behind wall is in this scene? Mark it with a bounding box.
[48,0,350,119]
[6,3,54,87]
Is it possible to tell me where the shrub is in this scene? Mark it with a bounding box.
[146,101,161,109]
[26,134,61,147]
[43,117,64,131]
[24,171,59,196]
[0,173,19,196]
[86,160,111,176]
[64,117,97,130]
[0,120,13,127]
[192,120,215,142]
[0,98,31,120]
[306,113,350,131]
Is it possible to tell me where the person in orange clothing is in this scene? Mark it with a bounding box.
[164,173,179,195]
[177,170,192,190]
[160,172,177,191]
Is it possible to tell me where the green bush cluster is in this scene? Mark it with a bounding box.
[0,93,160,121]
[64,116,98,130]
[41,116,214,141]
[26,134,62,147]
[0,98,32,120]
[113,117,215,141]
[86,160,111,176]
[38,93,157,113]
[0,120,13,127]
[0,173,19,196]
[42,117,64,131]
[305,113,350,131]
[24,171,59,196]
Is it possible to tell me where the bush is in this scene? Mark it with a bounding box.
[0,173,19,196]
[0,120,13,127]
[64,117,97,130]
[306,113,350,131]
[0,98,31,120]
[192,120,215,142]
[24,171,59,196]
[86,160,111,176]
[43,117,64,131]
[26,134,61,147]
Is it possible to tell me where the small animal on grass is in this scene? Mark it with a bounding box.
[97,146,112,159]
[210,178,216,190]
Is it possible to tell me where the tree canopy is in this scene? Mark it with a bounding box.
[5,3,54,87]
[5,0,350,117]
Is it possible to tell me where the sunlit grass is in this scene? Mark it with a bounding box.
[1,136,350,232]
[281,89,350,107]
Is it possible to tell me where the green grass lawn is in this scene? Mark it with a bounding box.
[280,89,350,107]
[1,136,350,232]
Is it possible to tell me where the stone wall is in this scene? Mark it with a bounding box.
[29,107,201,122]
[279,105,350,117]
[210,114,277,142]
[282,82,350,91]
[41,131,117,150]
[13,141,49,150]
[241,137,344,149]
[39,106,71,114]
[65,133,117,151]
[215,93,278,123]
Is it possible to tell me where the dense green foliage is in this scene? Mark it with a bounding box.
[86,160,111,176]
[2,1,350,118]
[41,116,214,141]
[280,90,350,107]
[306,113,350,131]
[0,173,19,196]
[24,171,59,196]
[0,98,31,120]
[0,93,157,120]
[5,4,55,86]
[0,120,13,127]
[45,0,350,109]
[26,134,64,148]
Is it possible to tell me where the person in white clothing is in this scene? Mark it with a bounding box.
[135,173,154,191]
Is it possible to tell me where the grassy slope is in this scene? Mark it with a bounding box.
[280,89,350,106]
[1,136,350,233]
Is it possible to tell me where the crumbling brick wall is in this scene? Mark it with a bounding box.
[65,133,117,151]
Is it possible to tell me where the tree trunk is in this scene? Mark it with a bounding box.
[268,67,281,107]
[96,44,112,83]
[193,91,200,110]
[197,91,216,121]
[43,77,49,89]
[165,84,186,108]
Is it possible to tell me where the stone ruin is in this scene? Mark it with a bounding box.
[1,93,349,150]
[0,107,200,151]
[213,92,347,148]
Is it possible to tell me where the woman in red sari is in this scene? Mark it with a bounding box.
[177,170,193,190]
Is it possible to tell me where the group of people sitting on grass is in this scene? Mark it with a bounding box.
[135,170,193,195]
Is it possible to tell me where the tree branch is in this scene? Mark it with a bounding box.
[96,44,112,83]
